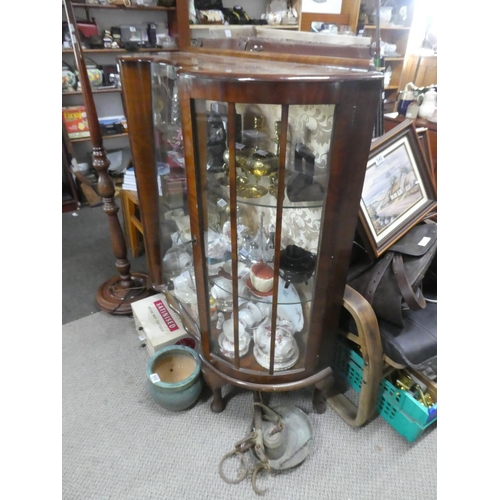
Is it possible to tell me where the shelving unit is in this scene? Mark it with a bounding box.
[360,1,416,113]
[189,0,301,34]
[62,1,189,188]
[188,1,360,34]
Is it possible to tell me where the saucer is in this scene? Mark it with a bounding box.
[246,278,274,297]
[218,332,250,359]
[253,343,299,371]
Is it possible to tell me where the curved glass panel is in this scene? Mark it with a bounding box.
[187,98,335,374]
[151,62,198,326]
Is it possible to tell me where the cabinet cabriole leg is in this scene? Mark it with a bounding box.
[312,387,327,414]
[202,366,227,413]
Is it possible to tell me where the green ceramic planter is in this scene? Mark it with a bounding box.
[147,345,202,411]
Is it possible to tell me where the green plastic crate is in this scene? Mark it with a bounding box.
[332,338,437,442]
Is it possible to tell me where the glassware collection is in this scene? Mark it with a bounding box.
[152,70,332,372]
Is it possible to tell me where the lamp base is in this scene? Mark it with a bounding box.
[96,272,152,315]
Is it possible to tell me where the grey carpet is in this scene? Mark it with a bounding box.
[62,202,147,325]
[62,312,437,500]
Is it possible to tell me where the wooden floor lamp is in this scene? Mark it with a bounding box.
[63,0,151,314]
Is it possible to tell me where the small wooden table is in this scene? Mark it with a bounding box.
[120,189,144,258]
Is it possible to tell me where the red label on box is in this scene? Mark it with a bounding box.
[153,300,179,332]
[62,106,90,139]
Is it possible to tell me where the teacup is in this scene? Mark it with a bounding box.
[274,334,297,361]
[238,301,270,329]
[222,319,247,342]
[249,262,274,293]
[254,318,296,361]
[218,329,251,359]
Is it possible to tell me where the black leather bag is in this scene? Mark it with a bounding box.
[347,222,437,375]
[348,222,437,328]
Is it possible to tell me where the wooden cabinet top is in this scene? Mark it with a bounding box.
[119,51,383,82]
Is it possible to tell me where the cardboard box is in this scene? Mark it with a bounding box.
[62,106,90,139]
[131,293,197,356]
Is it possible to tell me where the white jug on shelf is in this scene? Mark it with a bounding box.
[417,89,437,119]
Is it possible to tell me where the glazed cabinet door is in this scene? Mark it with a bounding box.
[185,98,335,376]
[175,73,381,385]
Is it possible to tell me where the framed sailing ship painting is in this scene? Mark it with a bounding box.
[357,120,437,259]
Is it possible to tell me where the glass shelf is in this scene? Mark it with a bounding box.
[208,273,314,306]
[211,175,326,210]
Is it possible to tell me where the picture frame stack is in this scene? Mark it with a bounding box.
[357,120,437,259]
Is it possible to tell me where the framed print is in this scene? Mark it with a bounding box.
[358,119,437,259]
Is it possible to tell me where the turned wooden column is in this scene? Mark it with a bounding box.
[63,0,151,314]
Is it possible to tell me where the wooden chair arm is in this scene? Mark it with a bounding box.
[320,285,385,427]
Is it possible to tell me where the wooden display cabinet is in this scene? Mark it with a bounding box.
[119,52,382,412]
